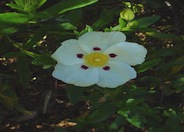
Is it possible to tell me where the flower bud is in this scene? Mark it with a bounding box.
[120,9,135,21]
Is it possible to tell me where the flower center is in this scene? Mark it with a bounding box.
[84,52,109,67]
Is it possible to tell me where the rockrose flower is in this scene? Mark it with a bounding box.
[52,31,147,88]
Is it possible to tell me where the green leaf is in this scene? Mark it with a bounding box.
[65,85,85,104]
[118,109,130,118]
[146,30,180,39]
[137,58,162,73]
[23,27,47,49]
[3,52,25,58]
[7,0,47,12]
[14,0,24,7]
[109,116,126,130]
[64,9,83,24]
[22,50,39,58]
[37,0,47,9]
[32,54,56,69]
[6,3,24,12]
[77,25,93,37]
[148,48,183,58]
[128,15,160,28]
[136,15,160,27]
[87,103,118,123]
[157,60,184,71]
[37,0,97,19]
[119,17,127,28]
[173,77,184,93]
[0,82,19,109]
[16,55,31,88]
[92,9,116,29]
[0,12,30,24]
[59,22,77,30]
[118,109,142,128]
[0,26,17,34]
[127,115,142,128]
[164,109,182,132]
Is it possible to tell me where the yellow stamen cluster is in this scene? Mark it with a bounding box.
[84,52,109,67]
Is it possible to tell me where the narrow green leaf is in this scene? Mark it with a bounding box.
[6,3,24,11]
[14,0,24,7]
[128,15,160,28]
[59,22,77,30]
[87,103,118,123]
[22,50,39,58]
[16,55,31,88]
[146,31,180,39]
[137,58,162,73]
[157,60,184,71]
[7,0,47,12]
[148,48,183,58]
[0,12,30,24]
[138,15,160,27]
[38,0,97,18]
[37,0,47,8]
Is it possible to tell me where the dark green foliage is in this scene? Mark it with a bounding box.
[0,0,183,131]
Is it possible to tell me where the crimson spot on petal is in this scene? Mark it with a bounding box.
[103,66,110,71]
[109,53,117,58]
[81,65,89,70]
[93,47,101,51]
[77,54,83,58]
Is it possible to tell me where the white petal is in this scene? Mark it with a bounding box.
[78,31,126,53]
[52,63,99,87]
[104,42,147,66]
[97,62,136,88]
[52,39,86,65]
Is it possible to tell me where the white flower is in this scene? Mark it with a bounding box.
[52,31,147,88]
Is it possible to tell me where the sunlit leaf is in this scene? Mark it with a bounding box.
[59,22,77,30]
[37,0,47,9]
[7,0,47,12]
[0,12,30,24]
